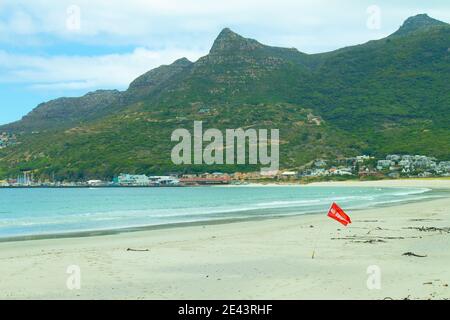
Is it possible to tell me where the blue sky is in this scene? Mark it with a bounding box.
[0,0,449,125]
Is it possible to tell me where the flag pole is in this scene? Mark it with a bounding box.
[312,236,322,259]
[312,202,334,259]
[311,225,324,259]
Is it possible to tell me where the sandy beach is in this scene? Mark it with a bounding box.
[0,179,449,300]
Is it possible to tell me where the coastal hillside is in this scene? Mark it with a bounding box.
[0,14,449,180]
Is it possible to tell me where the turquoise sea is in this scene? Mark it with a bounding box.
[0,186,440,239]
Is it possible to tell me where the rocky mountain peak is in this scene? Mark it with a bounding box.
[393,13,447,36]
[209,28,263,54]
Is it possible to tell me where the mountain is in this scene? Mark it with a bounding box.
[392,13,447,36]
[0,14,449,180]
[1,58,195,133]
[2,90,123,132]
[125,57,193,101]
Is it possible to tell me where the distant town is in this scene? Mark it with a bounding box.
[1,153,449,188]
[299,154,450,179]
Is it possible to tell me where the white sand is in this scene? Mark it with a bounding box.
[0,179,449,300]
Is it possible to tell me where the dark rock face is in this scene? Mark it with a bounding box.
[128,58,192,91]
[125,58,193,101]
[3,90,123,132]
[392,13,447,36]
[209,28,264,54]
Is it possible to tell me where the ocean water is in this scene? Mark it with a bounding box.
[0,186,438,239]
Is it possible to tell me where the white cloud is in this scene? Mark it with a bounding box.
[0,48,204,91]
[0,0,449,51]
[0,0,449,95]
[8,11,36,35]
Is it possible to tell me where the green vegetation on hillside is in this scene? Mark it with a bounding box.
[0,14,449,180]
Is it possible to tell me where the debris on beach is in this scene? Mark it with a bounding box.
[384,295,413,300]
[404,226,450,233]
[332,235,407,242]
[402,252,427,258]
[423,280,449,287]
[360,239,387,244]
[366,227,385,235]
[127,248,150,252]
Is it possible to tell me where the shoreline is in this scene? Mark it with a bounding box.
[0,182,445,243]
[0,195,441,244]
[1,179,449,299]
[2,177,450,189]
[225,178,450,188]
[307,178,450,189]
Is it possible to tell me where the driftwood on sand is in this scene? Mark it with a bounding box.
[402,252,427,258]
[127,248,150,252]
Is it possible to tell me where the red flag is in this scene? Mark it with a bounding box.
[327,202,352,226]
